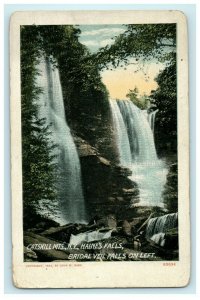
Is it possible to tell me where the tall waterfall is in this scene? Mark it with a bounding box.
[109,99,168,206]
[109,99,132,166]
[117,100,157,162]
[35,56,86,224]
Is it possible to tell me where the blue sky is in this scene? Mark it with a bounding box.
[78,24,126,53]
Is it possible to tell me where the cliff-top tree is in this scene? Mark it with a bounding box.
[126,87,148,110]
[94,24,176,69]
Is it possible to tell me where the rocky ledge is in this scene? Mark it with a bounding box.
[24,209,178,262]
[73,136,139,220]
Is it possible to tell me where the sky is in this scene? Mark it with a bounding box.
[79,25,164,99]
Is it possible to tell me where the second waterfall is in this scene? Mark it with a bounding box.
[109,99,168,207]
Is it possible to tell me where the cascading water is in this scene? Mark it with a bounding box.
[147,109,158,134]
[109,99,168,206]
[35,56,86,224]
[117,100,157,162]
[146,212,178,238]
[145,213,178,246]
[109,99,132,166]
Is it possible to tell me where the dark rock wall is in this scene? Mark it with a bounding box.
[163,162,178,212]
[73,136,139,220]
[71,108,119,163]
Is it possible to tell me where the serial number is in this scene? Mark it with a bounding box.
[163,262,176,266]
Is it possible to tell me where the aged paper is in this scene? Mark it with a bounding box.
[10,10,190,288]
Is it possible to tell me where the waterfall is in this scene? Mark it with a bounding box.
[146,213,178,239]
[117,100,157,162]
[35,56,86,225]
[147,109,158,133]
[109,99,168,206]
[109,99,132,166]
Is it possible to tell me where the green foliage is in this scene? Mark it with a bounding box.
[32,26,109,122]
[92,23,177,157]
[33,25,112,159]
[150,62,177,155]
[94,24,176,70]
[21,24,114,228]
[126,87,148,109]
[21,26,58,226]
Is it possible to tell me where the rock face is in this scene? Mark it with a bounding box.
[71,108,119,163]
[73,136,139,220]
[24,232,70,261]
[165,227,178,249]
[24,246,38,261]
[23,208,178,262]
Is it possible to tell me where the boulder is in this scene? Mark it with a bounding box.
[24,213,60,231]
[40,224,75,236]
[93,214,117,230]
[24,232,69,261]
[24,246,37,261]
[98,156,110,166]
[73,136,98,157]
[40,224,77,242]
[106,215,117,230]
[122,220,132,236]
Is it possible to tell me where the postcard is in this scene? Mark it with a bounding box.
[10,10,190,288]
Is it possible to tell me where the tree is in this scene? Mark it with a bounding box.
[34,25,109,122]
[21,26,58,227]
[94,24,176,70]
[126,87,148,109]
[21,24,116,228]
[93,23,177,157]
[34,25,114,160]
[150,61,177,155]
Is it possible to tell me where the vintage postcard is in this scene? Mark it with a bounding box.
[10,10,190,288]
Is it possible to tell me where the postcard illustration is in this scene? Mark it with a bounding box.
[10,10,190,288]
